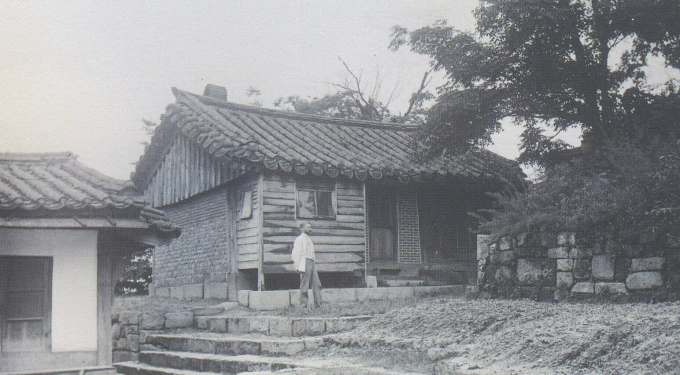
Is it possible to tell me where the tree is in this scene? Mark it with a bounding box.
[391,0,680,164]
[275,58,433,124]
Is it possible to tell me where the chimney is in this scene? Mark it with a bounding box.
[203,84,228,101]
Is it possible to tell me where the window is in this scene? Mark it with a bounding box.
[1,256,52,353]
[239,190,253,219]
[296,178,336,219]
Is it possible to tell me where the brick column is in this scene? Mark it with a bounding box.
[396,188,422,264]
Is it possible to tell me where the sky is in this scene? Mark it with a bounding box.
[1,1,676,181]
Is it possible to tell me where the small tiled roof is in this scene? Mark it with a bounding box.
[133,88,524,188]
[0,152,178,233]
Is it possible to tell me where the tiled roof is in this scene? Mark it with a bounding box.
[133,88,524,188]
[0,152,178,233]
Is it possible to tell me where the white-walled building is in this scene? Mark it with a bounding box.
[0,153,179,374]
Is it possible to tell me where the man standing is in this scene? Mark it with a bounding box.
[291,222,322,308]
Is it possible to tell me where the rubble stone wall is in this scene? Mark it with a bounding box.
[478,232,680,300]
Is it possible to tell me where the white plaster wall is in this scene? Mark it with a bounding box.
[0,228,98,352]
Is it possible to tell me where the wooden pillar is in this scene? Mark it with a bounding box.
[96,236,113,366]
[257,173,265,291]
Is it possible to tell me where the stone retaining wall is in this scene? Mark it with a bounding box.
[111,311,196,363]
[478,232,680,300]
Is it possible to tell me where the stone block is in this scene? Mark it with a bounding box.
[140,311,165,330]
[517,259,556,286]
[573,259,591,279]
[139,330,161,344]
[594,282,627,295]
[248,316,270,334]
[269,317,293,336]
[183,284,204,300]
[498,236,513,251]
[516,233,528,247]
[169,287,184,299]
[207,317,227,332]
[365,276,378,288]
[112,351,138,363]
[124,334,140,352]
[614,257,631,282]
[249,291,291,311]
[290,290,315,307]
[571,281,595,294]
[357,287,388,301]
[112,323,121,340]
[322,288,358,304]
[497,250,515,264]
[192,306,225,316]
[153,287,170,298]
[292,318,326,336]
[557,259,574,271]
[548,247,569,259]
[626,272,663,290]
[227,317,251,334]
[494,265,513,282]
[237,290,250,307]
[325,318,356,333]
[119,312,140,325]
[123,325,139,335]
[556,272,574,289]
[592,254,615,280]
[164,312,194,328]
[204,282,229,300]
[261,340,306,356]
[195,316,210,329]
[630,257,665,272]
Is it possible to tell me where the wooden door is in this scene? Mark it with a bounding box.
[0,256,52,353]
[368,187,396,262]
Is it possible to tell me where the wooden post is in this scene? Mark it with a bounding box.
[96,236,113,366]
[257,172,265,291]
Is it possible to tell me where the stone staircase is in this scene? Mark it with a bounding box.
[113,314,384,374]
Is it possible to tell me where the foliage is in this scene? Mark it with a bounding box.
[391,0,680,164]
[114,247,153,296]
[478,139,680,240]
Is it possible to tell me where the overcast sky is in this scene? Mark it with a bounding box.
[3,1,674,181]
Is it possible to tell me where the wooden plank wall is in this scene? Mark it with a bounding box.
[260,170,366,273]
[236,173,260,270]
[145,134,251,207]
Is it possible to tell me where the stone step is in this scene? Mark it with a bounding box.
[147,332,323,356]
[197,315,373,337]
[379,279,425,287]
[137,351,302,374]
[114,361,222,375]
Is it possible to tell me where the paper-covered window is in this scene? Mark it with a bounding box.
[296,178,336,219]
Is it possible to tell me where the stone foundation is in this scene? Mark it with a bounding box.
[478,232,680,300]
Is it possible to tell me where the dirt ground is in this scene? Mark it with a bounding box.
[322,296,680,375]
[114,295,680,374]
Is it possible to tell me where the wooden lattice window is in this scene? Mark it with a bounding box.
[296,178,336,219]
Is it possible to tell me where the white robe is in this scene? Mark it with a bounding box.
[291,232,315,272]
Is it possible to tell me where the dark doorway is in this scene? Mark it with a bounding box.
[0,256,52,353]
[368,187,397,262]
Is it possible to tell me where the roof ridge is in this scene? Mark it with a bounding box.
[0,152,76,162]
[172,88,419,131]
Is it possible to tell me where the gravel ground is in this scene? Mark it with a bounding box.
[324,297,680,375]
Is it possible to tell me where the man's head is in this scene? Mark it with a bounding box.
[299,222,312,234]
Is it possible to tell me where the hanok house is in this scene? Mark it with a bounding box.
[0,153,179,374]
[133,85,523,299]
